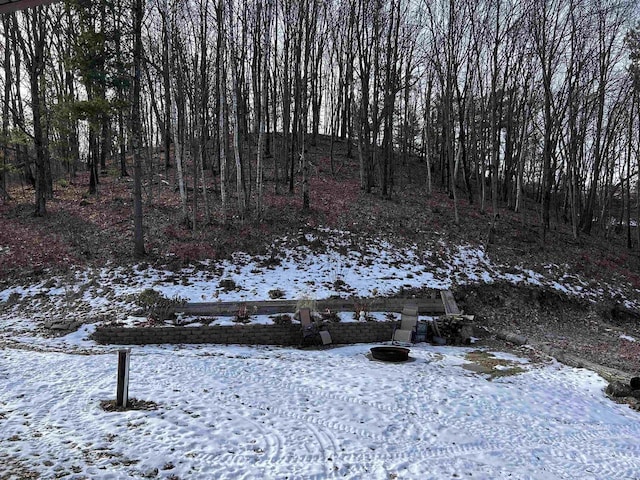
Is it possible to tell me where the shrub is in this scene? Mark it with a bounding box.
[296,294,317,313]
[134,288,186,321]
[333,278,347,290]
[272,314,292,325]
[353,297,374,321]
[234,304,255,323]
[269,288,285,299]
[164,225,184,240]
[321,309,341,322]
[169,242,217,262]
[219,279,237,291]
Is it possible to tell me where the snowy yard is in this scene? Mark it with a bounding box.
[2,231,640,479]
[2,339,640,479]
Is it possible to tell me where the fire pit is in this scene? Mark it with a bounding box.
[370,346,410,362]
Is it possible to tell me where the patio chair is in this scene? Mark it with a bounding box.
[392,305,419,344]
[300,308,332,346]
[300,307,319,345]
[319,330,332,346]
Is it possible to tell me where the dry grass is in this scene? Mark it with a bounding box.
[462,350,526,380]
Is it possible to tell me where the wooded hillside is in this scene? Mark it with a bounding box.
[1,0,640,266]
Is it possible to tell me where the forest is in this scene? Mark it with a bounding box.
[1,0,640,259]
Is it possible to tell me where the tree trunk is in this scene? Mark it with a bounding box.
[198,2,211,225]
[272,1,279,194]
[230,24,247,220]
[15,8,50,216]
[132,0,145,256]
[171,30,189,223]
[627,92,636,249]
[514,91,531,215]
[161,2,172,171]
[490,0,501,226]
[216,0,228,219]
[423,77,433,197]
[281,6,292,193]
[31,65,48,215]
[255,0,272,220]
[1,15,12,201]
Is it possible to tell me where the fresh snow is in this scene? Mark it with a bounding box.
[2,340,640,479]
[1,231,635,327]
[2,229,640,478]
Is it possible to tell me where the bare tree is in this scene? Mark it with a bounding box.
[132,0,145,256]
[579,1,632,235]
[14,7,52,216]
[216,0,229,220]
[1,15,13,201]
[255,0,273,219]
[229,0,247,220]
[529,0,570,242]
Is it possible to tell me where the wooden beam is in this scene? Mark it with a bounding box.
[116,349,131,408]
[440,290,462,315]
[173,297,447,317]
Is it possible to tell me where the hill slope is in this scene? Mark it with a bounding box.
[1,137,639,375]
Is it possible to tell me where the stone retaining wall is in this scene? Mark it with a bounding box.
[91,321,398,346]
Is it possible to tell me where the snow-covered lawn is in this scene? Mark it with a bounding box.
[1,230,637,330]
[2,230,640,478]
[2,340,640,479]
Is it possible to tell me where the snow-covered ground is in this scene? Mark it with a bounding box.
[1,229,636,330]
[2,229,640,479]
[2,341,640,479]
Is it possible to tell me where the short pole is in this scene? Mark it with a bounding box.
[116,349,131,408]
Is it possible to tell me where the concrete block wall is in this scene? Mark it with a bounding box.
[90,321,397,346]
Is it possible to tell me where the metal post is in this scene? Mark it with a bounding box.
[116,349,131,408]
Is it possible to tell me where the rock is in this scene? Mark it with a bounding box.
[143,468,159,478]
[497,331,528,346]
[459,324,474,341]
[219,279,237,291]
[630,377,640,390]
[606,381,631,397]
[44,320,82,331]
[611,304,640,323]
